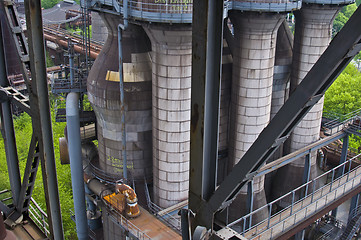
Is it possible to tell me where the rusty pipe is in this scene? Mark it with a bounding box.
[115,183,140,218]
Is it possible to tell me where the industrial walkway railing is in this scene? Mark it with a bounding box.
[83,0,301,23]
[223,153,361,240]
[28,197,50,237]
[322,108,361,135]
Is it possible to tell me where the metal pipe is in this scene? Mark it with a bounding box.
[24,0,64,238]
[68,41,75,86]
[66,92,88,240]
[123,0,129,29]
[118,24,127,181]
[0,21,21,205]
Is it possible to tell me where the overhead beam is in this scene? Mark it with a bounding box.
[193,5,361,230]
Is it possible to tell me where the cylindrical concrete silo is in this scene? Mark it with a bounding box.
[273,1,354,206]
[144,24,192,209]
[227,0,301,224]
[87,13,153,183]
[265,20,294,200]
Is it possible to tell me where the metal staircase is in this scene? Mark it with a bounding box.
[17,135,40,213]
[339,206,361,240]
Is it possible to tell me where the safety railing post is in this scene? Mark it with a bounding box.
[291,191,295,215]
[267,203,272,228]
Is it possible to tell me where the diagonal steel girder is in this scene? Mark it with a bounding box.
[191,5,361,230]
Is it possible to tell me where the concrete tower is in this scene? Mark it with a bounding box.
[226,0,301,223]
[144,25,192,208]
[273,1,354,205]
[87,13,153,182]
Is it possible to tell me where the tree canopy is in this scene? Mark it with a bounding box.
[324,64,361,115]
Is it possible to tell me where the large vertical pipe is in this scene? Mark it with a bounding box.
[24,0,64,238]
[0,19,21,206]
[227,12,284,223]
[66,92,88,240]
[117,25,127,181]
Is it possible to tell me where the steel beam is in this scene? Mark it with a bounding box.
[301,153,311,197]
[338,134,349,177]
[189,0,224,232]
[24,0,64,238]
[0,20,21,206]
[193,5,361,230]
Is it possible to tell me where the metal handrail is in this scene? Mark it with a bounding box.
[28,198,50,237]
[226,152,361,239]
[322,108,361,135]
[84,0,302,23]
[102,198,152,239]
[144,177,182,233]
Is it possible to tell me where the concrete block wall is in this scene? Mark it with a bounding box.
[272,4,341,205]
[227,12,284,223]
[87,14,153,182]
[144,25,192,208]
[91,12,108,44]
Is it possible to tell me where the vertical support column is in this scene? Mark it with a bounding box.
[338,134,349,176]
[228,12,284,223]
[274,4,341,205]
[144,25,192,208]
[24,0,64,238]
[245,180,254,229]
[333,134,350,217]
[302,153,311,196]
[350,194,360,215]
[0,20,21,206]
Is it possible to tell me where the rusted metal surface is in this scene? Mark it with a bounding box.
[44,33,100,59]
[129,206,182,240]
[103,193,127,213]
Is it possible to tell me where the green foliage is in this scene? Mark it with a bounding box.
[324,64,361,150]
[46,52,55,68]
[333,3,357,34]
[67,25,92,40]
[41,0,60,9]
[324,64,361,115]
[356,0,361,7]
[0,102,76,239]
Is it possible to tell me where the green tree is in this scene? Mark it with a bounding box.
[324,64,361,115]
[324,64,361,149]
[333,3,358,34]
